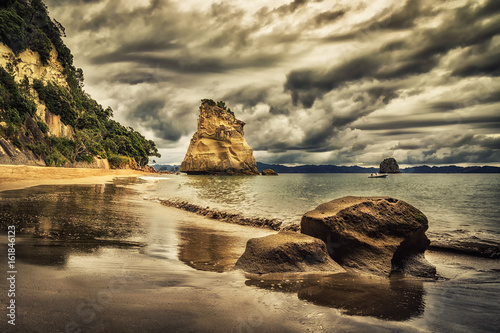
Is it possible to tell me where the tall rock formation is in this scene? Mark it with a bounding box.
[379,157,401,173]
[180,100,259,175]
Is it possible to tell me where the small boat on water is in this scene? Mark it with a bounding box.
[369,173,388,178]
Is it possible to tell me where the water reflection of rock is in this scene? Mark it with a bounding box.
[246,273,425,321]
[183,175,256,207]
[8,237,143,267]
[177,226,241,273]
[0,182,143,267]
[12,237,97,267]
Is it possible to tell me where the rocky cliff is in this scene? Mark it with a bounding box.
[180,100,259,175]
[379,158,401,173]
[0,0,159,168]
[0,44,73,139]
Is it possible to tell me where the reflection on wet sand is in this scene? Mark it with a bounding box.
[6,236,143,267]
[177,226,241,273]
[0,180,144,267]
[246,273,425,321]
[183,175,257,207]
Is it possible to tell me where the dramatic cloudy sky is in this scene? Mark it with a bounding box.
[44,0,500,166]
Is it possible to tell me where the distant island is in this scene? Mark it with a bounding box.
[257,163,500,174]
[152,163,500,174]
[256,163,500,174]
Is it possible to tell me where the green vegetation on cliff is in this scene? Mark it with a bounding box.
[201,98,234,116]
[0,0,160,167]
[0,0,72,68]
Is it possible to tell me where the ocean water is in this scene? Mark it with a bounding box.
[143,173,500,246]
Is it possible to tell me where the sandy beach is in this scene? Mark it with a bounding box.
[0,179,425,332]
[0,169,499,332]
[0,165,148,192]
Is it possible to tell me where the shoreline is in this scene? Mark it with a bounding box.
[1,166,498,260]
[0,170,499,332]
[0,164,148,192]
[159,199,288,231]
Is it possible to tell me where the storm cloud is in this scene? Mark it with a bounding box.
[44,0,500,166]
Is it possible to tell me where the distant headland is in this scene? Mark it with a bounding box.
[152,162,500,174]
[255,162,500,174]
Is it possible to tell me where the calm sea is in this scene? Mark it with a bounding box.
[144,173,500,245]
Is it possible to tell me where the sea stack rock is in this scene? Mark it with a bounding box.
[235,231,345,274]
[300,196,436,278]
[379,157,401,173]
[180,100,259,175]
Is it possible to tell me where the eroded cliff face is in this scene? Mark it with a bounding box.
[180,101,259,175]
[0,43,73,139]
[0,137,45,166]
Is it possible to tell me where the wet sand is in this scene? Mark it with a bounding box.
[1,179,499,332]
[0,165,147,191]
[0,180,431,333]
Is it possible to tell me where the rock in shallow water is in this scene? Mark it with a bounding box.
[379,157,401,173]
[262,169,278,175]
[300,196,436,278]
[180,100,259,175]
[234,231,345,274]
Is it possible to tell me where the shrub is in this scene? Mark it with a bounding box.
[33,80,77,126]
[13,136,22,150]
[0,67,36,126]
[79,155,94,163]
[201,99,216,106]
[49,136,75,163]
[108,154,131,169]
[44,148,68,167]
[0,8,26,54]
[26,142,49,156]
[216,100,226,109]
[37,120,49,134]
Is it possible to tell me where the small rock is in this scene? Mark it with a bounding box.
[234,231,345,274]
[262,169,278,176]
[379,157,401,173]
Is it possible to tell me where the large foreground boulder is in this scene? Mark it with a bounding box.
[301,196,436,277]
[180,100,259,175]
[235,231,345,274]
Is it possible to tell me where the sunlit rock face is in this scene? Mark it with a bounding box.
[0,43,74,139]
[180,100,259,175]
